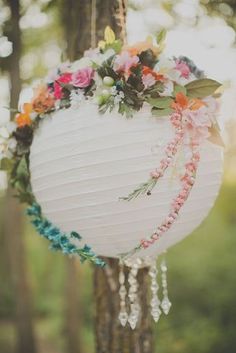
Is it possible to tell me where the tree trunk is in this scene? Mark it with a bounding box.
[62,0,127,59]
[3,1,37,353]
[94,259,153,353]
[61,1,154,352]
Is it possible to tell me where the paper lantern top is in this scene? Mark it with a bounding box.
[0,27,224,267]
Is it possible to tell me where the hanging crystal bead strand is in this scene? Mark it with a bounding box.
[118,262,128,327]
[149,260,162,322]
[160,258,172,315]
[127,260,140,329]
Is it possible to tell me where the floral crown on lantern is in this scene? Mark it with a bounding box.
[0,27,224,267]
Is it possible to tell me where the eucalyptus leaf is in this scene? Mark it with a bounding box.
[152,107,174,117]
[185,79,221,98]
[148,97,173,109]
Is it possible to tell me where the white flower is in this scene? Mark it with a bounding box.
[85,48,115,66]
[159,80,174,97]
[70,57,93,71]
[167,69,195,85]
[154,55,175,73]
[142,74,156,89]
[113,91,124,105]
[203,96,219,115]
[154,55,195,86]
[84,48,100,60]
[70,90,85,109]
[111,86,118,96]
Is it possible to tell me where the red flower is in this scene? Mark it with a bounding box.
[53,73,72,99]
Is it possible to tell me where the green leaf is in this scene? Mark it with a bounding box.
[152,107,174,117]
[185,79,222,99]
[104,26,116,44]
[127,74,144,92]
[97,63,119,80]
[156,29,167,46]
[16,156,29,179]
[147,97,173,109]
[118,102,134,119]
[144,82,164,97]
[173,84,187,96]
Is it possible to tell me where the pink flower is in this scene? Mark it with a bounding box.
[72,67,94,88]
[175,60,191,79]
[53,73,72,99]
[142,73,156,88]
[182,108,212,144]
[113,51,139,73]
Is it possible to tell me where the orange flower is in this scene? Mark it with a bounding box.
[124,37,160,57]
[171,92,189,110]
[171,92,205,112]
[142,66,164,81]
[32,84,55,113]
[15,103,32,127]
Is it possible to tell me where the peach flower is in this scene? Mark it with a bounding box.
[124,37,160,56]
[15,103,32,127]
[32,84,55,113]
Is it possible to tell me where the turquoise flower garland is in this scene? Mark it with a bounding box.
[26,202,106,267]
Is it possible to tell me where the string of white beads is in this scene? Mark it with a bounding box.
[160,259,172,315]
[127,260,141,329]
[148,260,162,322]
[118,263,128,327]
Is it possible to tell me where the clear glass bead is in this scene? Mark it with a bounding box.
[161,297,172,315]
[151,307,161,322]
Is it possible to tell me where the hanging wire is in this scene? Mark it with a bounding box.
[91,0,97,48]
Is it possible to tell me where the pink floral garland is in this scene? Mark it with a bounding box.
[120,110,204,259]
[150,112,184,181]
[140,148,200,249]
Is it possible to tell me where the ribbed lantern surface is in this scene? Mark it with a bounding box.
[29,103,223,259]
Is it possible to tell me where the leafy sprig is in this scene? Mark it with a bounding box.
[120,178,157,201]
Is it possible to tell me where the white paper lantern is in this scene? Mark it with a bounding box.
[29,102,223,260]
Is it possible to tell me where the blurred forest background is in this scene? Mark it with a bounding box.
[0,1,236,353]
